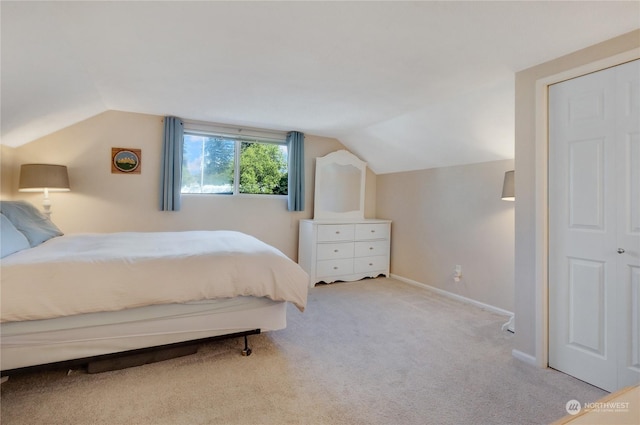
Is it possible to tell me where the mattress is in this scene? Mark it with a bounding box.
[1,230,308,323]
[1,296,286,371]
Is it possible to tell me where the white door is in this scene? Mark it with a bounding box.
[615,60,640,389]
[549,59,639,392]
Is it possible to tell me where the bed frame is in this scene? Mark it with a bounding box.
[1,297,286,376]
[2,329,261,376]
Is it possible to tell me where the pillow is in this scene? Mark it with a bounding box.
[1,213,31,258]
[0,201,63,247]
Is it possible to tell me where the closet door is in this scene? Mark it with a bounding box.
[615,60,640,389]
[548,59,639,392]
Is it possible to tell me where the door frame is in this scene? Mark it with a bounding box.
[533,49,640,369]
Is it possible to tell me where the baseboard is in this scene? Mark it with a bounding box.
[511,349,538,366]
[391,274,514,319]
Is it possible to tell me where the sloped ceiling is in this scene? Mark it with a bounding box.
[2,1,638,174]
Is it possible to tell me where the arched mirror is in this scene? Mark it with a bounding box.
[313,150,366,220]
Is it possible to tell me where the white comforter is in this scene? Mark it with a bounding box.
[1,231,309,323]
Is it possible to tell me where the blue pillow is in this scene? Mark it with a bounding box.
[1,213,31,258]
[0,201,63,247]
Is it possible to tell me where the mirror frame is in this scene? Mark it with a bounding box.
[313,150,366,220]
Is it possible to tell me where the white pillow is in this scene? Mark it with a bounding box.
[1,213,30,258]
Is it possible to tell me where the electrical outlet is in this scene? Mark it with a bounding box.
[453,265,462,282]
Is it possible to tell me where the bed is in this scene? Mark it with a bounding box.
[0,201,309,374]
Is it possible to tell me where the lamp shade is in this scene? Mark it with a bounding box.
[501,170,514,201]
[18,164,70,192]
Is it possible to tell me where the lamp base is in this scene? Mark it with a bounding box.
[42,190,52,218]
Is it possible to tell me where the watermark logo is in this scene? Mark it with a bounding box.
[584,401,631,413]
[566,399,582,415]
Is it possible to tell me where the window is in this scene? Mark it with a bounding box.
[181,131,288,195]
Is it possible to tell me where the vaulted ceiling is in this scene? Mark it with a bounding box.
[2,1,638,174]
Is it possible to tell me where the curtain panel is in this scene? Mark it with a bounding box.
[159,116,184,211]
[287,131,305,212]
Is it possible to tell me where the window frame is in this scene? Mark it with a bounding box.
[181,122,288,197]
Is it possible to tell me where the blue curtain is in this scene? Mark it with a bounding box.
[287,131,305,212]
[159,116,184,211]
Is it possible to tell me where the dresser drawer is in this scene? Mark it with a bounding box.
[354,240,388,258]
[355,223,389,240]
[317,242,354,260]
[317,224,355,242]
[354,256,388,273]
[317,258,354,277]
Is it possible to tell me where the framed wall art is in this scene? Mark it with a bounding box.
[111,148,141,174]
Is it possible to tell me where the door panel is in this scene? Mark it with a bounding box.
[629,136,640,234]
[629,267,640,369]
[568,138,604,229]
[618,265,640,389]
[567,258,606,356]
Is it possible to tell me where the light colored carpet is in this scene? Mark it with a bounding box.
[1,278,607,425]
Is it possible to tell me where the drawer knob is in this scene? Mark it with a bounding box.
[335,231,340,234]
[371,230,375,233]
[369,247,374,250]
[333,266,338,270]
[369,263,373,266]
[334,249,339,253]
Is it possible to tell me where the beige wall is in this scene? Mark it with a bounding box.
[1,110,375,260]
[514,30,640,361]
[377,159,515,312]
[0,145,17,198]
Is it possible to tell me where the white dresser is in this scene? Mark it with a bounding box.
[299,219,391,287]
[300,150,391,287]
